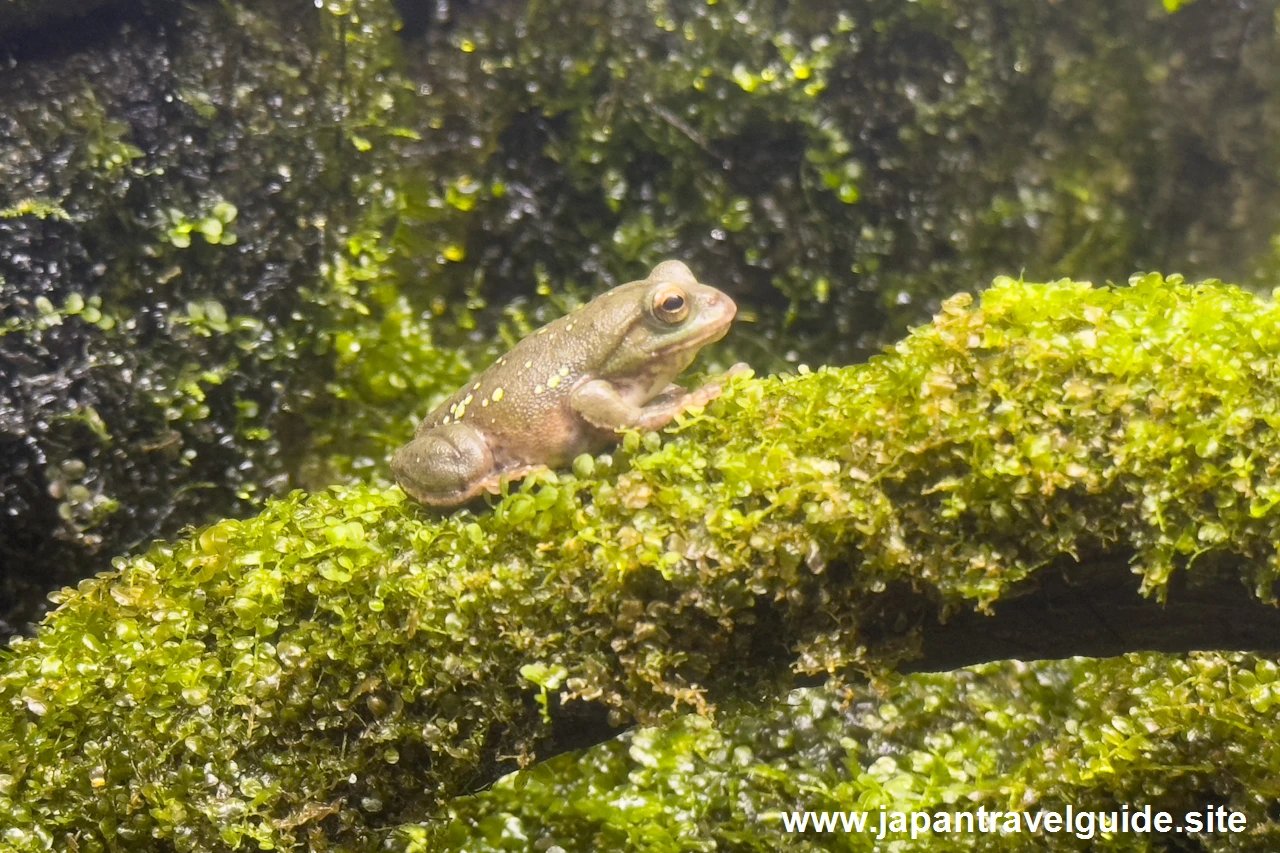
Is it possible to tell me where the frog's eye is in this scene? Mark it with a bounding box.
[652,285,690,324]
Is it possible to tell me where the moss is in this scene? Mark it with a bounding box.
[431,652,1280,851]
[5,275,1280,850]
[389,0,1280,356]
[0,200,70,220]
[0,0,454,630]
[5,0,1279,634]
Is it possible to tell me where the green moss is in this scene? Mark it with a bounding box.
[5,0,1279,634]
[315,0,1280,479]
[5,275,1280,850]
[0,199,69,220]
[431,652,1280,851]
[0,0,457,626]
[380,0,1280,358]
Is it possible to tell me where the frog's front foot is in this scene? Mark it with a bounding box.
[679,363,751,409]
[682,380,723,409]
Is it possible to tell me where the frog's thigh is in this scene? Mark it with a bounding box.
[390,422,496,505]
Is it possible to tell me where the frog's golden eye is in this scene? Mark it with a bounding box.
[652,285,690,324]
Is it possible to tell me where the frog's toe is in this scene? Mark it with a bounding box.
[684,381,724,407]
[477,464,551,497]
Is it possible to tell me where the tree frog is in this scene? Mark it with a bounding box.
[391,260,742,506]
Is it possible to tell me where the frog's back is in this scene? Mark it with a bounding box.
[417,284,647,460]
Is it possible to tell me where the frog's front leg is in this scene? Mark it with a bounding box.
[571,377,724,433]
[390,422,498,506]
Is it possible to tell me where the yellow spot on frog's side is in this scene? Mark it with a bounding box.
[536,327,548,335]
[463,394,474,406]
[566,322,575,332]
[492,387,504,402]
[547,375,561,389]
[524,360,532,369]
[558,365,570,377]
[442,416,451,424]
[481,399,489,407]
[473,382,482,391]
[535,384,544,395]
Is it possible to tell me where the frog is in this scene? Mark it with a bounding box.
[391,260,742,507]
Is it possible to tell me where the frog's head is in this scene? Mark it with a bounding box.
[641,259,737,349]
[593,260,737,381]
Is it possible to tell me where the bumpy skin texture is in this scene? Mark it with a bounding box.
[391,261,738,505]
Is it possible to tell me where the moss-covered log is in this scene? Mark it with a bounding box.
[4,0,1280,636]
[5,275,1280,850]
[432,653,1280,851]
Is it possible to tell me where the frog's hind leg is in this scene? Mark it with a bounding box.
[391,422,497,506]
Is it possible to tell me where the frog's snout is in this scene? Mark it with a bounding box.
[712,289,737,317]
[699,288,737,339]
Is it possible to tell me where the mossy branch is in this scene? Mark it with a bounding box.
[4,274,1280,851]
